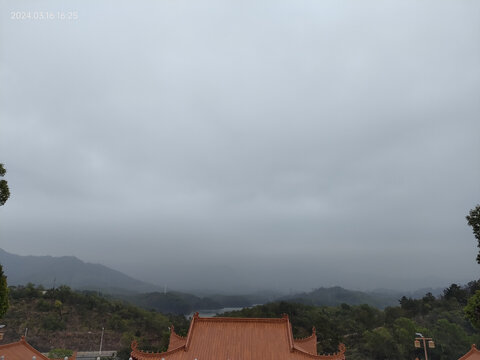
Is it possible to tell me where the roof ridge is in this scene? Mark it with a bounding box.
[0,337,49,360]
[184,312,198,350]
[170,325,186,339]
[295,333,316,342]
[200,316,287,323]
[131,343,186,358]
[458,344,480,360]
[170,332,186,340]
[285,314,295,352]
[292,343,346,360]
[0,339,22,349]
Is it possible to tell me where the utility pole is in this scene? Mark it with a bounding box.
[99,327,104,356]
[415,333,435,360]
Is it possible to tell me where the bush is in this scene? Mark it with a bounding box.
[36,299,53,312]
[48,348,73,359]
[42,314,66,331]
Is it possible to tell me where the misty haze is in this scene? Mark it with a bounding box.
[1,0,479,296]
[2,1,480,360]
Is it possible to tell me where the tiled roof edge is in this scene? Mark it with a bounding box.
[170,325,186,340]
[458,344,480,360]
[0,339,23,350]
[131,343,186,360]
[0,337,50,360]
[295,332,316,342]
[292,343,346,360]
[196,316,288,323]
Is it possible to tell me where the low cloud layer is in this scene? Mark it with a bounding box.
[1,0,479,292]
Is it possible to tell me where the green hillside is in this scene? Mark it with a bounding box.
[1,284,189,358]
[222,281,480,360]
[2,281,480,360]
[120,291,223,314]
[281,286,399,308]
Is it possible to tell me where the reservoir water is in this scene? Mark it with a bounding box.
[187,306,248,318]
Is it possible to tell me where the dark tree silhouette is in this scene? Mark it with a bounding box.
[467,205,480,264]
[0,163,10,206]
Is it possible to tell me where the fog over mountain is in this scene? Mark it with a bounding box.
[0,248,160,294]
[1,0,479,293]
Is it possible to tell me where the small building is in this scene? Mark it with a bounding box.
[0,336,76,360]
[131,313,346,360]
[459,344,480,360]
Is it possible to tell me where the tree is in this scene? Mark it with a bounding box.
[464,290,480,330]
[467,205,480,263]
[443,283,468,305]
[0,164,10,318]
[0,264,8,318]
[0,163,10,206]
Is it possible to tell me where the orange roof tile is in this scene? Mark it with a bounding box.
[293,327,317,355]
[459,345,480,360]
[0,337,50,360]
[131,314,346,360]
[167,326,186,351]
[0,337,76,360]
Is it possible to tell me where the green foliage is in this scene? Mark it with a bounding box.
[42,314,66,331]
[222,281,480,360]
[431,319,472,360]
[465,290,480,329]
[467,205,480,264]
[362,327,397,359]
[4,281,480,359]
[0,264,8,318]
[48,348,73,358]
[0,163,10,206]
[4,284,176,355]
[123,291,223,315]
[444,283,469,306]
[36,299,53,312]
[281,286,398,309]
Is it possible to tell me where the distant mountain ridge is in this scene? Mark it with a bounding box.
[0,248,160,293]
[280,286,400,308]
[0,249,445,312]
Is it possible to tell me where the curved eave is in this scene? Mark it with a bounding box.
[291,343,346,360]
[131,345,186,360]
[459,344,480,360]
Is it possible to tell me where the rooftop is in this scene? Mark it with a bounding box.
[131,313,346,360]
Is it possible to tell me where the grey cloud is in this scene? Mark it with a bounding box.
[1,0,479,292]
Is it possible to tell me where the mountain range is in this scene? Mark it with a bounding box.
[0,248,446,312]
[0,248,159,294]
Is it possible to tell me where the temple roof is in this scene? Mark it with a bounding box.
[131,313,346,360]
[0,337,76,360]
[459,344,480,360]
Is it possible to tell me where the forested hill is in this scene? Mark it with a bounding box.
[281,286,400,308]
[0,248,159,294]
[119,287,433,315]
[1,284,189,358]
[3,281,480,360]
[118,291,277,314]
[221,280,480,360]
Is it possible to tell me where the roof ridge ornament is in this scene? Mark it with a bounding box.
[131,340,138,351]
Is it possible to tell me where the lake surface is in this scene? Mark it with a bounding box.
[187,306,247,318]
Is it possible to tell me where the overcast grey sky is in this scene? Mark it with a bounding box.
[1,0,479,292]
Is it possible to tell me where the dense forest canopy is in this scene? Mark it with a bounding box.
[2,281,480,360]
